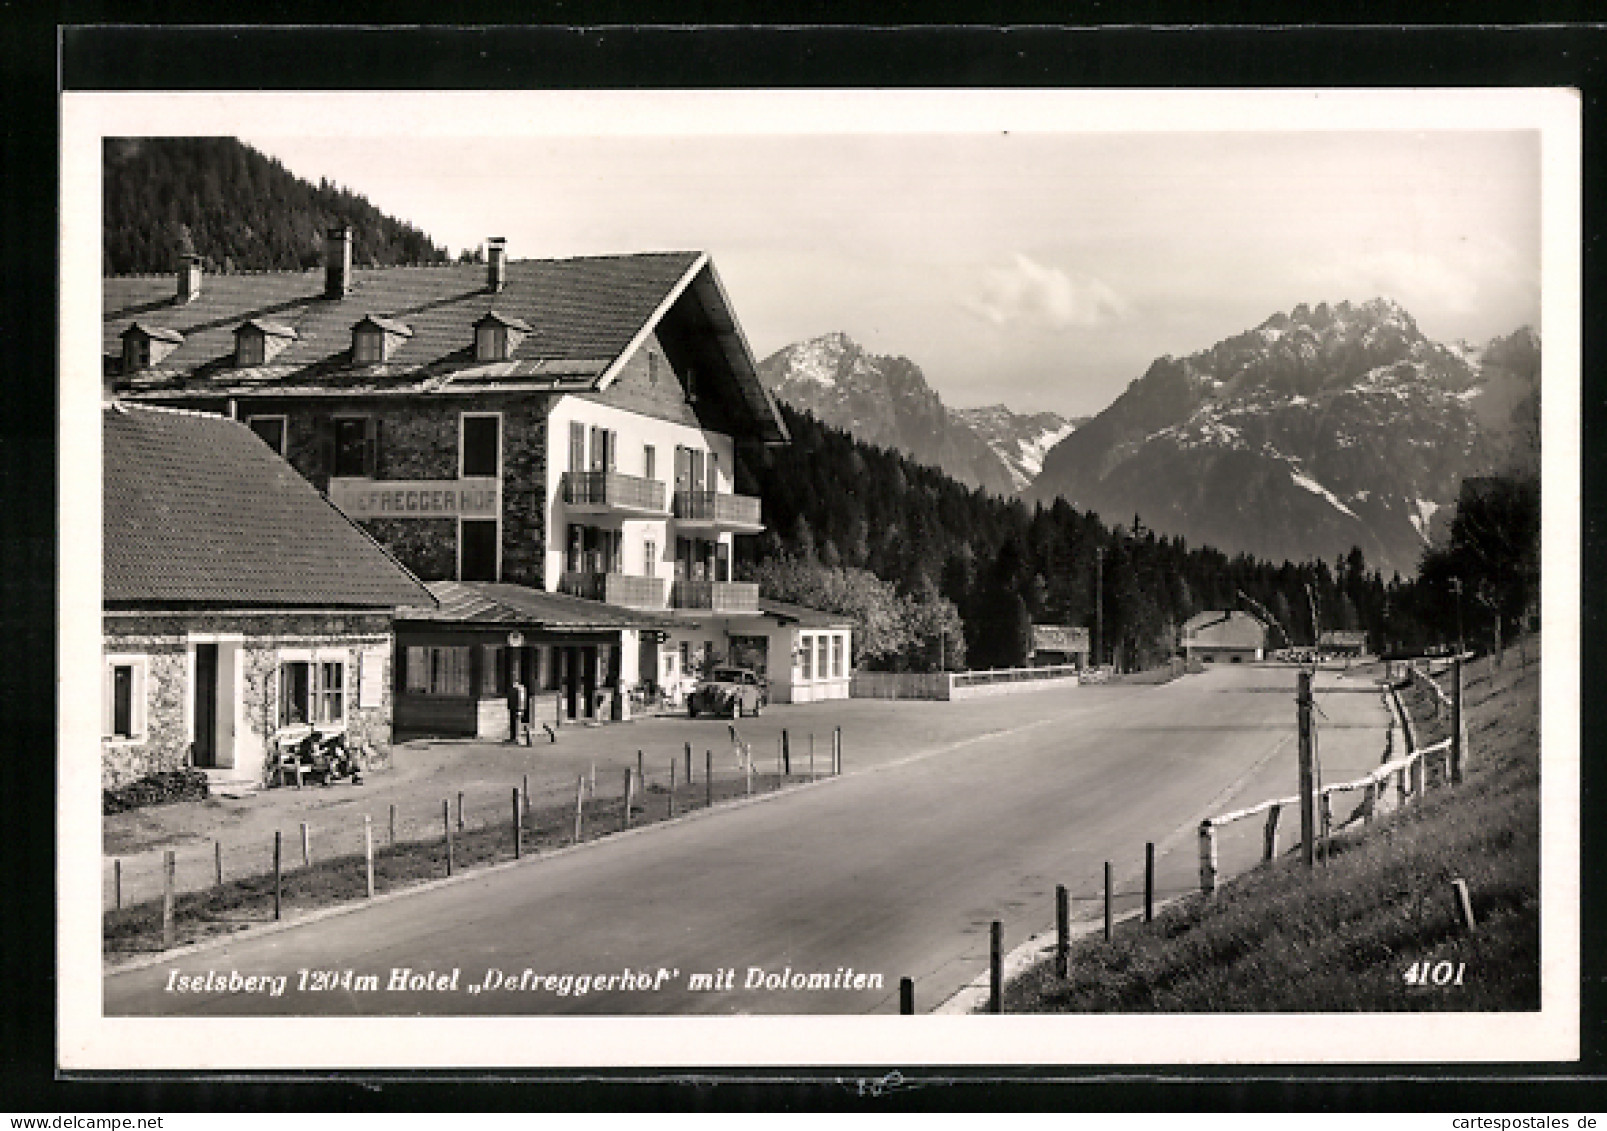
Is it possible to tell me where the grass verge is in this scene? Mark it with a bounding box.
[1001,656,1539,1012]
[104,766,822,962]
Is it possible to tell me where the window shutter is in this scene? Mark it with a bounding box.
[605,429,617,472]
[360,649,385,709]
[569,422,586,473]
[131,663,146,737]
[102,663,113,738]
[675,445,689,490]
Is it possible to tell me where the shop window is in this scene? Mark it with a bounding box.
[832,634,845,678]
[460,519,499,582]
[405,646,472,696]
[332,416,376,478]
[280,658,346,727]
[817,636,829,681]
[102,657,147,741]
[461,414,501,478]
[800,634,813,680]
[247,416,287,457]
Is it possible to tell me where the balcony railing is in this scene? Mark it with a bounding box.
[670,578,760,613]
[673,489,763,530]
[560,571,667,610]
[562,470,666,514]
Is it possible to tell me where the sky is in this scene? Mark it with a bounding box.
[228,107,1540,420]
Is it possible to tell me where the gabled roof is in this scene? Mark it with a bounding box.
[103,403,435,609]
[475,310,533,333]
[104,252,788,444]
[399,581,679,631]
[756,598,854,629]
[237,318,297,339]
[355,314,414,337]
[1182,610,1266,649]
[122,321,184,343]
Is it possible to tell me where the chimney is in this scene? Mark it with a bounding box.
[325,225,353,298]
[487,237,507,292]
[176,254,202,303]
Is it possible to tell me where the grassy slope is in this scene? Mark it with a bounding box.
[1003,655,1540,1012]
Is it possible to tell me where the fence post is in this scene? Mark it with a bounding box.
[810,733,816,781]
[746,756,753,797]
[300,821,311,867]
[1319,792,1333,860]
[782,729,790,775]
[215,839,224,888]
[443,799,454,876]
[364,815,375,898]
[273,829,282,920]
[637,750,644,791]
[1452,877,1477,932]
[515,787,524,857]
[989,920,1004,1014]
[1298,670,1316,868]
[1262,804,1282,863]
[1197,821,1217,896]
[457,791,465,831]
[389,803,397,847]
[161,849,176,950]
[1145,842,1155,921]
[900,977,915,1015]
[835,726,842,774]
[1363,780,1376,825]
[573,775,585,844]
[114,859,122,910]
[1450,657,1465,785]
[669,759,676,818]
[1104,861,1114,941]
[622,769,633,832]
[1055,884,1070,977]
[685,742,693,785]
[706,749,713,809]
[523,773,531,819]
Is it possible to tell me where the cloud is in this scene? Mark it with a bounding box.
[1313,241,1518,319]
[965,253,1129,331]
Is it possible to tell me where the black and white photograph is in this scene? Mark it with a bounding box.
[58,84,1579,1072]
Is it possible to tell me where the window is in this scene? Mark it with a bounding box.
[817,636,829,681]
[475,323,506,362]
[353,328,384,364]
[279,658,346,727]
[832,634,844,678]
[461,414,501,478]
[479,645,507,696]
[569,421,586,473]
[589,427,617,472]
[644,539,657,577]
[237,333,265,366]
[800,634,813,680]
[405,646,473,696]
[102,657,146,740]
[332,417,375,477]
[247,416,287,457]
[460,519,499,582]
[123,337,150,372]
[644,445,657,480]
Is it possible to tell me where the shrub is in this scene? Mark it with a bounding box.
[103,768,210,814]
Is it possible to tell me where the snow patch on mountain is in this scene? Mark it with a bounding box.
[1289,468,1359,519]
[1410,497,1441,541]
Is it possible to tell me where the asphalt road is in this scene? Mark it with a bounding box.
[103,664,1387,1016]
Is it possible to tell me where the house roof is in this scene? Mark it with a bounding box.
[237,318,297,339]
[399,581,680,631]
[1181,610,1267,649]
[104,252,789,443]
[103,403,435,609]
[756,598,855,629]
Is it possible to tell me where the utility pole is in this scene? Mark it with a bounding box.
[1450,576,1465,656]
[1095,546,1105,669]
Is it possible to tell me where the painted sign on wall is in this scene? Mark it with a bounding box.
[329,479,501,519]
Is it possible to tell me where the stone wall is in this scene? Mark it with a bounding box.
[101,610,397,788]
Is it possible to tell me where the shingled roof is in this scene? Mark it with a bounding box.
[103,403,435,609]
[399,581,679,631]
[104,252,788,443]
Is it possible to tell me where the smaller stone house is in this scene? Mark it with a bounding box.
[1180,610,1268,665]
[102,403,436,788]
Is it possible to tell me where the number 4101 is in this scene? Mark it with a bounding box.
[1403,960,1466,986]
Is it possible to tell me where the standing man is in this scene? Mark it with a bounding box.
[508,673,528,745]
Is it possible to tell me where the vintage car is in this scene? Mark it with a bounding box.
[686,666,767,718]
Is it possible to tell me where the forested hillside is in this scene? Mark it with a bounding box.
[104,137,452,275]
[735,405,1528,672]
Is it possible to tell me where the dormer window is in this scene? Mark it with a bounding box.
[350,315,413,365]
[473,311,532,362]
[120,322,184,373]
[233,319,297,368]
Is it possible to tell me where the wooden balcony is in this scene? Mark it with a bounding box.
[562,471,666,516]
[672,489,764,533]
[559,571,668,610]
[670,578,760,614]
